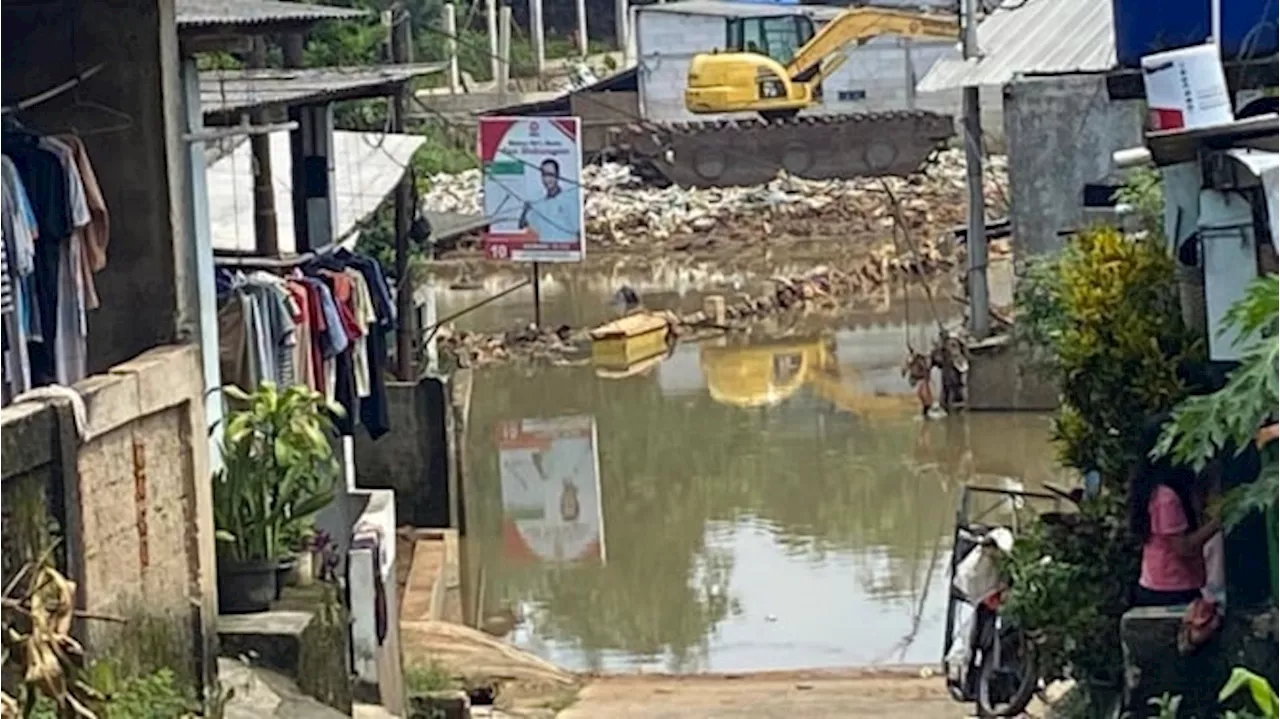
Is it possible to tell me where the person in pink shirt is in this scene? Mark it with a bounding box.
[1128,414,1222,607]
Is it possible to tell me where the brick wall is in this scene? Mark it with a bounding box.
[0,344,216,694]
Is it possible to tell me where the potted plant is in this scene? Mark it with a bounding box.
[213,382,342,614]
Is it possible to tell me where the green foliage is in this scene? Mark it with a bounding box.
[405,661,459,694]
[213,383,343,562]
[1156,274,1278,530]
[1221,667,1279,719]
[1000,496,1138,685]
[1113,168,1164,239]
[1014,226,1198,486]
[1148,692,1182,719]
[28,666,192,719]
[1007,224,1197,688]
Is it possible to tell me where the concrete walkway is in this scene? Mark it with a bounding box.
[554,671,970,719]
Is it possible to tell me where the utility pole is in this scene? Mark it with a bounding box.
[615,0,628,59]
[249,37,279,256]
[962,0,989,339]
[390,4,416,380]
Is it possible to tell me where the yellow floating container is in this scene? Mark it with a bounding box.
[589,312,672,370]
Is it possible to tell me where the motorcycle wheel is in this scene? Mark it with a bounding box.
[976,626,1039,717]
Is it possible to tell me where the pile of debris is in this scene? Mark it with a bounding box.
[422,149,1009,259]
[437,245,971,369]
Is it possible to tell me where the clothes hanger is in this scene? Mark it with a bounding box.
[53,83,133,138]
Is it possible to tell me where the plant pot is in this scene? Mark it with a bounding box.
[217,558,278,614]
[275,555,298,599]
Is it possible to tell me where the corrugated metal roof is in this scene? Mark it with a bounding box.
[201,64,446,115]
[640,1,843,21]
[916,0,1116,92]
[177,0,367,29]
[208,131,425,254]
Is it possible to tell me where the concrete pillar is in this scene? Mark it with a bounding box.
[615,0,629,58]
[486,0,500,83]
[530,0,546,77]
[444,3,461,92]
[498,6,512,96]
[576,0,589,56]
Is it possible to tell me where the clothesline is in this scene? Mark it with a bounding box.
[214,241,342,269]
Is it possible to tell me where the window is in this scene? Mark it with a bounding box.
[726,15,815,67]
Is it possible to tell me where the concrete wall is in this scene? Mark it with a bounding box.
[1004,74,1146,259]
[1,0,195,373]
[351,377,452,528]
[634,8,957,123]
[0,344,217,693]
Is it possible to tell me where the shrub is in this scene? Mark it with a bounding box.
[1005,223,1198,685]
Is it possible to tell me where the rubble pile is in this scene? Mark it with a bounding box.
[437,245,969,369]
[421,149,1009,258]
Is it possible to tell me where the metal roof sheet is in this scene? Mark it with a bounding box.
[639,1,843,21]
[177,0,367,29]
[916,0,1116,92]
[201,64,446,115]
[208,131,425,254]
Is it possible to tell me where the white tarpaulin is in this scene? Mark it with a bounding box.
[207,130,424,254]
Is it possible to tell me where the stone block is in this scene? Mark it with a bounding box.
[408,691,470,719]
[218,610,313,677]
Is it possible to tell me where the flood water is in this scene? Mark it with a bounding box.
[454,280,1063,674]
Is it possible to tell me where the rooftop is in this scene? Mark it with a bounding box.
[177,0,367,29]
[201,64,446,117]
[638,0,843,21]
[916,0,1115,92]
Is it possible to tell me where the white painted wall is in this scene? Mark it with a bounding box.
[635,7,961,124]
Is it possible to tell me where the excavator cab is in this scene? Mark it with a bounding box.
[726,15,816,65]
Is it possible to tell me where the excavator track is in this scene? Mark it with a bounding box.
[608,110,955,189]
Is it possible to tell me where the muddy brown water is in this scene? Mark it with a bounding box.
[451,277,1062,675]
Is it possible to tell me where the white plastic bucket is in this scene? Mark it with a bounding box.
[1140,43,1232,131]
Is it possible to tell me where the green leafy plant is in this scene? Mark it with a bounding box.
[1000,496,1138,686]
[213,383,343,562]
[1014,225,1198,488]
[1113,167,1165,239]
[1006,225,1198,689]
[1148,692,1182,719]
[1156,274,1279,529]
[1220,667,1279,719]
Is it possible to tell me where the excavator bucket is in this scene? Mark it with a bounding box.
[609,110,955,188]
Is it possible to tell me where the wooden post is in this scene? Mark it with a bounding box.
[390,6,417,380]
[486,0,499,85]
[497,6,512,98]
[248,38,278,255]
[444,3,461,93]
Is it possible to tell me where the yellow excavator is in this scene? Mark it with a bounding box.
[612,8,960,187]
[700,337,917,418]
[686,7,960,121]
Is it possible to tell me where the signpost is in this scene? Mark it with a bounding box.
[496,415,605,565]
[478,116,585,328]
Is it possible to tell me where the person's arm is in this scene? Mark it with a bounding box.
[1171,518,1221,558]
[518,201,531,229]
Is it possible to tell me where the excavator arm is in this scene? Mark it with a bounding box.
[786,8,959,86]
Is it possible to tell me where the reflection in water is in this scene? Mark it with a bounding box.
[462,321,1069,673]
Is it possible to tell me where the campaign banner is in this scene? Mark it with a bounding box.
[496,415,605,564]
[479,117,585,263]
